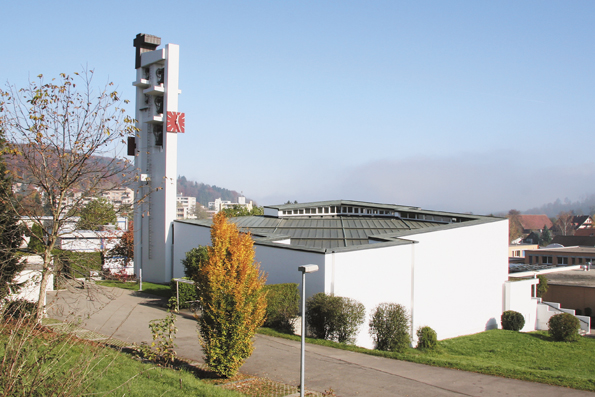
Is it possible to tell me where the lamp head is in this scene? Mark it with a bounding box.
[298,265,319,273]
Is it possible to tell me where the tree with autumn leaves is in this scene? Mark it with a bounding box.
[0,70,137,319]
[192,212,267,378]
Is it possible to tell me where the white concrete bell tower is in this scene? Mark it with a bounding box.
[131,34,184,283]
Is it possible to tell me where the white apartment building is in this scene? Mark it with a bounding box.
[208,196,253,213]
[102,187,134,207]
[177,195,197,219]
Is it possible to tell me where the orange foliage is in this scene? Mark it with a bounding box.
[195,212,267,377]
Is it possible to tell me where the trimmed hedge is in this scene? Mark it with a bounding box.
[169,278,197,309]
[501,310,525,331]
[262,283,299,333]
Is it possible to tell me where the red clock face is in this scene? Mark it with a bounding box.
[166,111,185,133]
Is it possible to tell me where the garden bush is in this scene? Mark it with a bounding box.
[182,246,209,279]
[501,310,525,331]
[262,283,299,333]
[548,313,581,342]
[368,303,410,352]
[416,326,437,350]
[169,278,197,309]
[306,293,365,344]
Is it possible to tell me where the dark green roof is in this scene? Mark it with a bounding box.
[177,199,501,251]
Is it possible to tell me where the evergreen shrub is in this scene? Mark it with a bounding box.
[169,278,197,309]
[306,293,365,344]
[262,283,299,333]
[368,303,410,352]
[536,275,548,298]
[416,326,437,350]
[501,310,525,331]
[548,313,581,342]
[2,299,37,319]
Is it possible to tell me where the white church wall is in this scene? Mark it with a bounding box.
[331,244,414,349]
[405,219,509,342]
[172,221,212,278]
[254,245,326,303]
[503,278,539,332]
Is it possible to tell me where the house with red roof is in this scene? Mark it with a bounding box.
[517,215,553,234]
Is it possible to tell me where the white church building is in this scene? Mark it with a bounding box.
[129,34,520,349]
[173,201,509,348]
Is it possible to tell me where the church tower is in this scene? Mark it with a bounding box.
[131,34,185,283]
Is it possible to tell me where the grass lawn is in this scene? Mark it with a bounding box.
[0,324,239,397]
[96,280,171,298]
[258,328,595,391]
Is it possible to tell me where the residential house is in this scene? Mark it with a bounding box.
[517,214,553,234]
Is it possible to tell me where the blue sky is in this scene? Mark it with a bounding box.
[3,1,595,214]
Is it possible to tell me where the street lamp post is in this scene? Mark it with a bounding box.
[298,264,318,397]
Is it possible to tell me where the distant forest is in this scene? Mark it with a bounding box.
[177,176,250,207]
[524,194,595,217]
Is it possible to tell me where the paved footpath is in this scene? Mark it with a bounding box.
[47,287,595,397]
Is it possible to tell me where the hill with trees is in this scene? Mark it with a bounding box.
[524,195,595,218]
[177,176,254,207]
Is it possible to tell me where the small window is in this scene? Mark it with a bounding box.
[348,207,353,213]
[354,208,359,214]
[299,209,304,214]
[324,207,329,214]
[305,208,310,214]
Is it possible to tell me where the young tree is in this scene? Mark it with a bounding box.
[109,221,134,266]
[77,198,117,230]
[0,141,24,301]
[194,212,267,377]
[369,303,411,352]
[0,70,137,319]
[555,211,574,236]
[507,210,523,243]
[539,226,552,246]
[190,204,210,220]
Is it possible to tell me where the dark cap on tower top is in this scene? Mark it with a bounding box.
[133,34,162,69]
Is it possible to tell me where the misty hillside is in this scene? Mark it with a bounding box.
[524,194,595,217]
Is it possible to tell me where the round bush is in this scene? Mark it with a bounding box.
[501,310,525,331]
[548,313,581,342]
[369,303,410,352]
[416,326,437,350]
